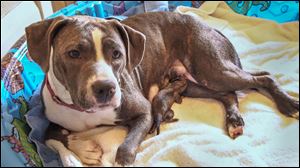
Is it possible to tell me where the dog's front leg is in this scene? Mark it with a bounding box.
[115,112,152,166]
[46,123,103,166]
[45,123,83,167]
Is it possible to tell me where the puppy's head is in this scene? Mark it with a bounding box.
[26,15,145,110]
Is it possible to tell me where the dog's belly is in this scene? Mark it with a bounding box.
[43,86,119,132]
[148,59,198,102]
[171,59,198,84]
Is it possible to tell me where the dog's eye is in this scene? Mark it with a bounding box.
[68,50,80,58]
[112,50,121,59]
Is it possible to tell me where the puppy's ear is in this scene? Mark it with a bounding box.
[112,20,146,72]
[25,16,68,72]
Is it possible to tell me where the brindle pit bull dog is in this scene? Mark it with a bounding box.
[25,12,299,166]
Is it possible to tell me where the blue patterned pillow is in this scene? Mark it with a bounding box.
[226,1,299,23]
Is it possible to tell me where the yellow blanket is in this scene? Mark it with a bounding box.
[134,1,299,167]
[65,2,299,167]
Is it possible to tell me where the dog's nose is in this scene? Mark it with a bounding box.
[92,80,116,103]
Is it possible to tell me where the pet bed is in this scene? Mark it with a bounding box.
[1,1,299,167]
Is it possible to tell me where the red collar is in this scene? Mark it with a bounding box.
[45,74,94,113]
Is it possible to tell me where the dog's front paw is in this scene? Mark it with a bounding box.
[61,151,83,167]
[46,139,83,167]
[226,113,245,139]
[115,144,136,166]
[68,135,102,165]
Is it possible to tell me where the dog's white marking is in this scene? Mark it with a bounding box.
[67,136,102,165]
[86,28,122,107]
[148,84,159,103]
[85,62,122,108]
[92,29,104,61]
[43,85,119,131]
[46,139,83,167]
[68,126,127,166]
[46,128,127,167]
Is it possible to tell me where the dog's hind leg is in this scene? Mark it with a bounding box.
[253,75,299,119]
[183,82,245,139]
[216,93,245,139]
[203,67,299,119]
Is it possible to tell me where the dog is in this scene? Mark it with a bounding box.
[25,12,299,166]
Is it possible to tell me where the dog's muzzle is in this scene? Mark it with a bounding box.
[91,80,116,104]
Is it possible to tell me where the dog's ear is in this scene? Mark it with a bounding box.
[112,20,146,72]
[25,16,68,72]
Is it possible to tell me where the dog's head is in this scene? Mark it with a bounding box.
[26,16,145,110]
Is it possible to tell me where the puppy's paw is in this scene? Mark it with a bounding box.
[68,136,102,165]
[115,144,136,166]
[163,109,179,123]
[149,114,162,135]
[226,113,245,139]
[163,109,174,121]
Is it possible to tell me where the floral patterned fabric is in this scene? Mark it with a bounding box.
[226,1,299,23]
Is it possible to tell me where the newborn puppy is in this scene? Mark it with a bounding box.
[150,65,188,134]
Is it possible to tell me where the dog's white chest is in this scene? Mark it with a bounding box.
[42,86,119,132]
